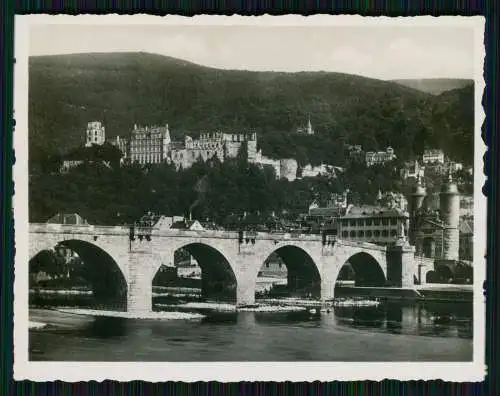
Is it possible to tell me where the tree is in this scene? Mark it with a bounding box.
[30,249,66,278]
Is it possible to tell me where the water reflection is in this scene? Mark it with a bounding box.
[332,301,472,338]
[29,300,473,362]
[79,317,129,338]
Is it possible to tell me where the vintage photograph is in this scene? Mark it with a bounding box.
[14,15,485,381]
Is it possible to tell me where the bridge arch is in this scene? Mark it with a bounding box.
[154,241,238,302]
[254,243,322,299]
[29,238,128,310]
[321,245,388,301]
[336,251,387,287]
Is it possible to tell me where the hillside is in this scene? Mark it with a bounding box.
[28,52,475,167]
[391,78,474,95]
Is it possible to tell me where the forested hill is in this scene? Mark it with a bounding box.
[29,52,475,167]
[391,78,474,95]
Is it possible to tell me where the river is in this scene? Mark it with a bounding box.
[29,300,472,361]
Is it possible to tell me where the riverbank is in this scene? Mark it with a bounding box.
[335,284,473,302]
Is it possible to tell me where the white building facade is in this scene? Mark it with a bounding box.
[85,121,106,147]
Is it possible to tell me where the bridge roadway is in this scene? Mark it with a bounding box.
[28,223,430,313]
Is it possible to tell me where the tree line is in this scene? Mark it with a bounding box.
[29,143,472,227]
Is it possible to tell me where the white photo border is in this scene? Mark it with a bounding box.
[13,14,487,382]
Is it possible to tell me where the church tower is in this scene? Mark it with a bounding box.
[306,116,315,135]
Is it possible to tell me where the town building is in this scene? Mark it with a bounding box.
[60,160,84,173]
[460,196,474,217]
[365,147,396,167]
[447,161,463,172]
[424,161,448,175]
[85,121,106,147]
[401,160,425,180]
[347,145,364,163]
[300,164,340,179]
[170,219,205,231]
[60,159,112,173]
[46,212,89,225]
[377,191,408,212]
[258,253,287,277]
[337,205,409,246]
[422,149,445,164]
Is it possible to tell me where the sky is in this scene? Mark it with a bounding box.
[29,23,476,80]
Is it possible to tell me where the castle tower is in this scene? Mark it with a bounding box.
[247,132,257,163]
[439,171,460,261]
[85,121,106,147]
[408,174,427,245]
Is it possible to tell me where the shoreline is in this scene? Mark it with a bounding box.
[55,308,206,320]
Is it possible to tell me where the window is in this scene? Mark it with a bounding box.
[358,230,364,237]
[366,230,372,237]
[382,219,389,226]
[374,230,381,237]
[266,263,269,268]
[390,230,397,237]
[357,219,364,226]
[374,219,381,225]
[350,220,356,227]
[382,230,389,237]
[390,218,397,225]
[366,219,373,226]
[349,231,356,237]
[342,231,348,237]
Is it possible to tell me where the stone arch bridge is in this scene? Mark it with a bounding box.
[28,223,419,313]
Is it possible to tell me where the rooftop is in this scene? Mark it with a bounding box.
[342,205,407,219]
[46,213,89,225]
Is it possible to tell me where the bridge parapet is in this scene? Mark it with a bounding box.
[415,255,435,267]
[336,239,387,252]
[152,228,239,239]
[257,232,323,242]
[29,223,129,235]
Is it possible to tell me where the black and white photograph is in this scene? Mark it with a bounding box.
[14,15,485,381]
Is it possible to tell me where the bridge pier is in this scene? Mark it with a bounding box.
[234,257,257,307]
[386,243,416,288]
[127,251,155,314]
[320,276,336,302]
[236,279,256,306]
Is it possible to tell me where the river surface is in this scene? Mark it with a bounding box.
[29,301,473,361]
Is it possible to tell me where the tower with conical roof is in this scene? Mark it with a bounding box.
[408,174,427,245]
[439,170,460,260]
